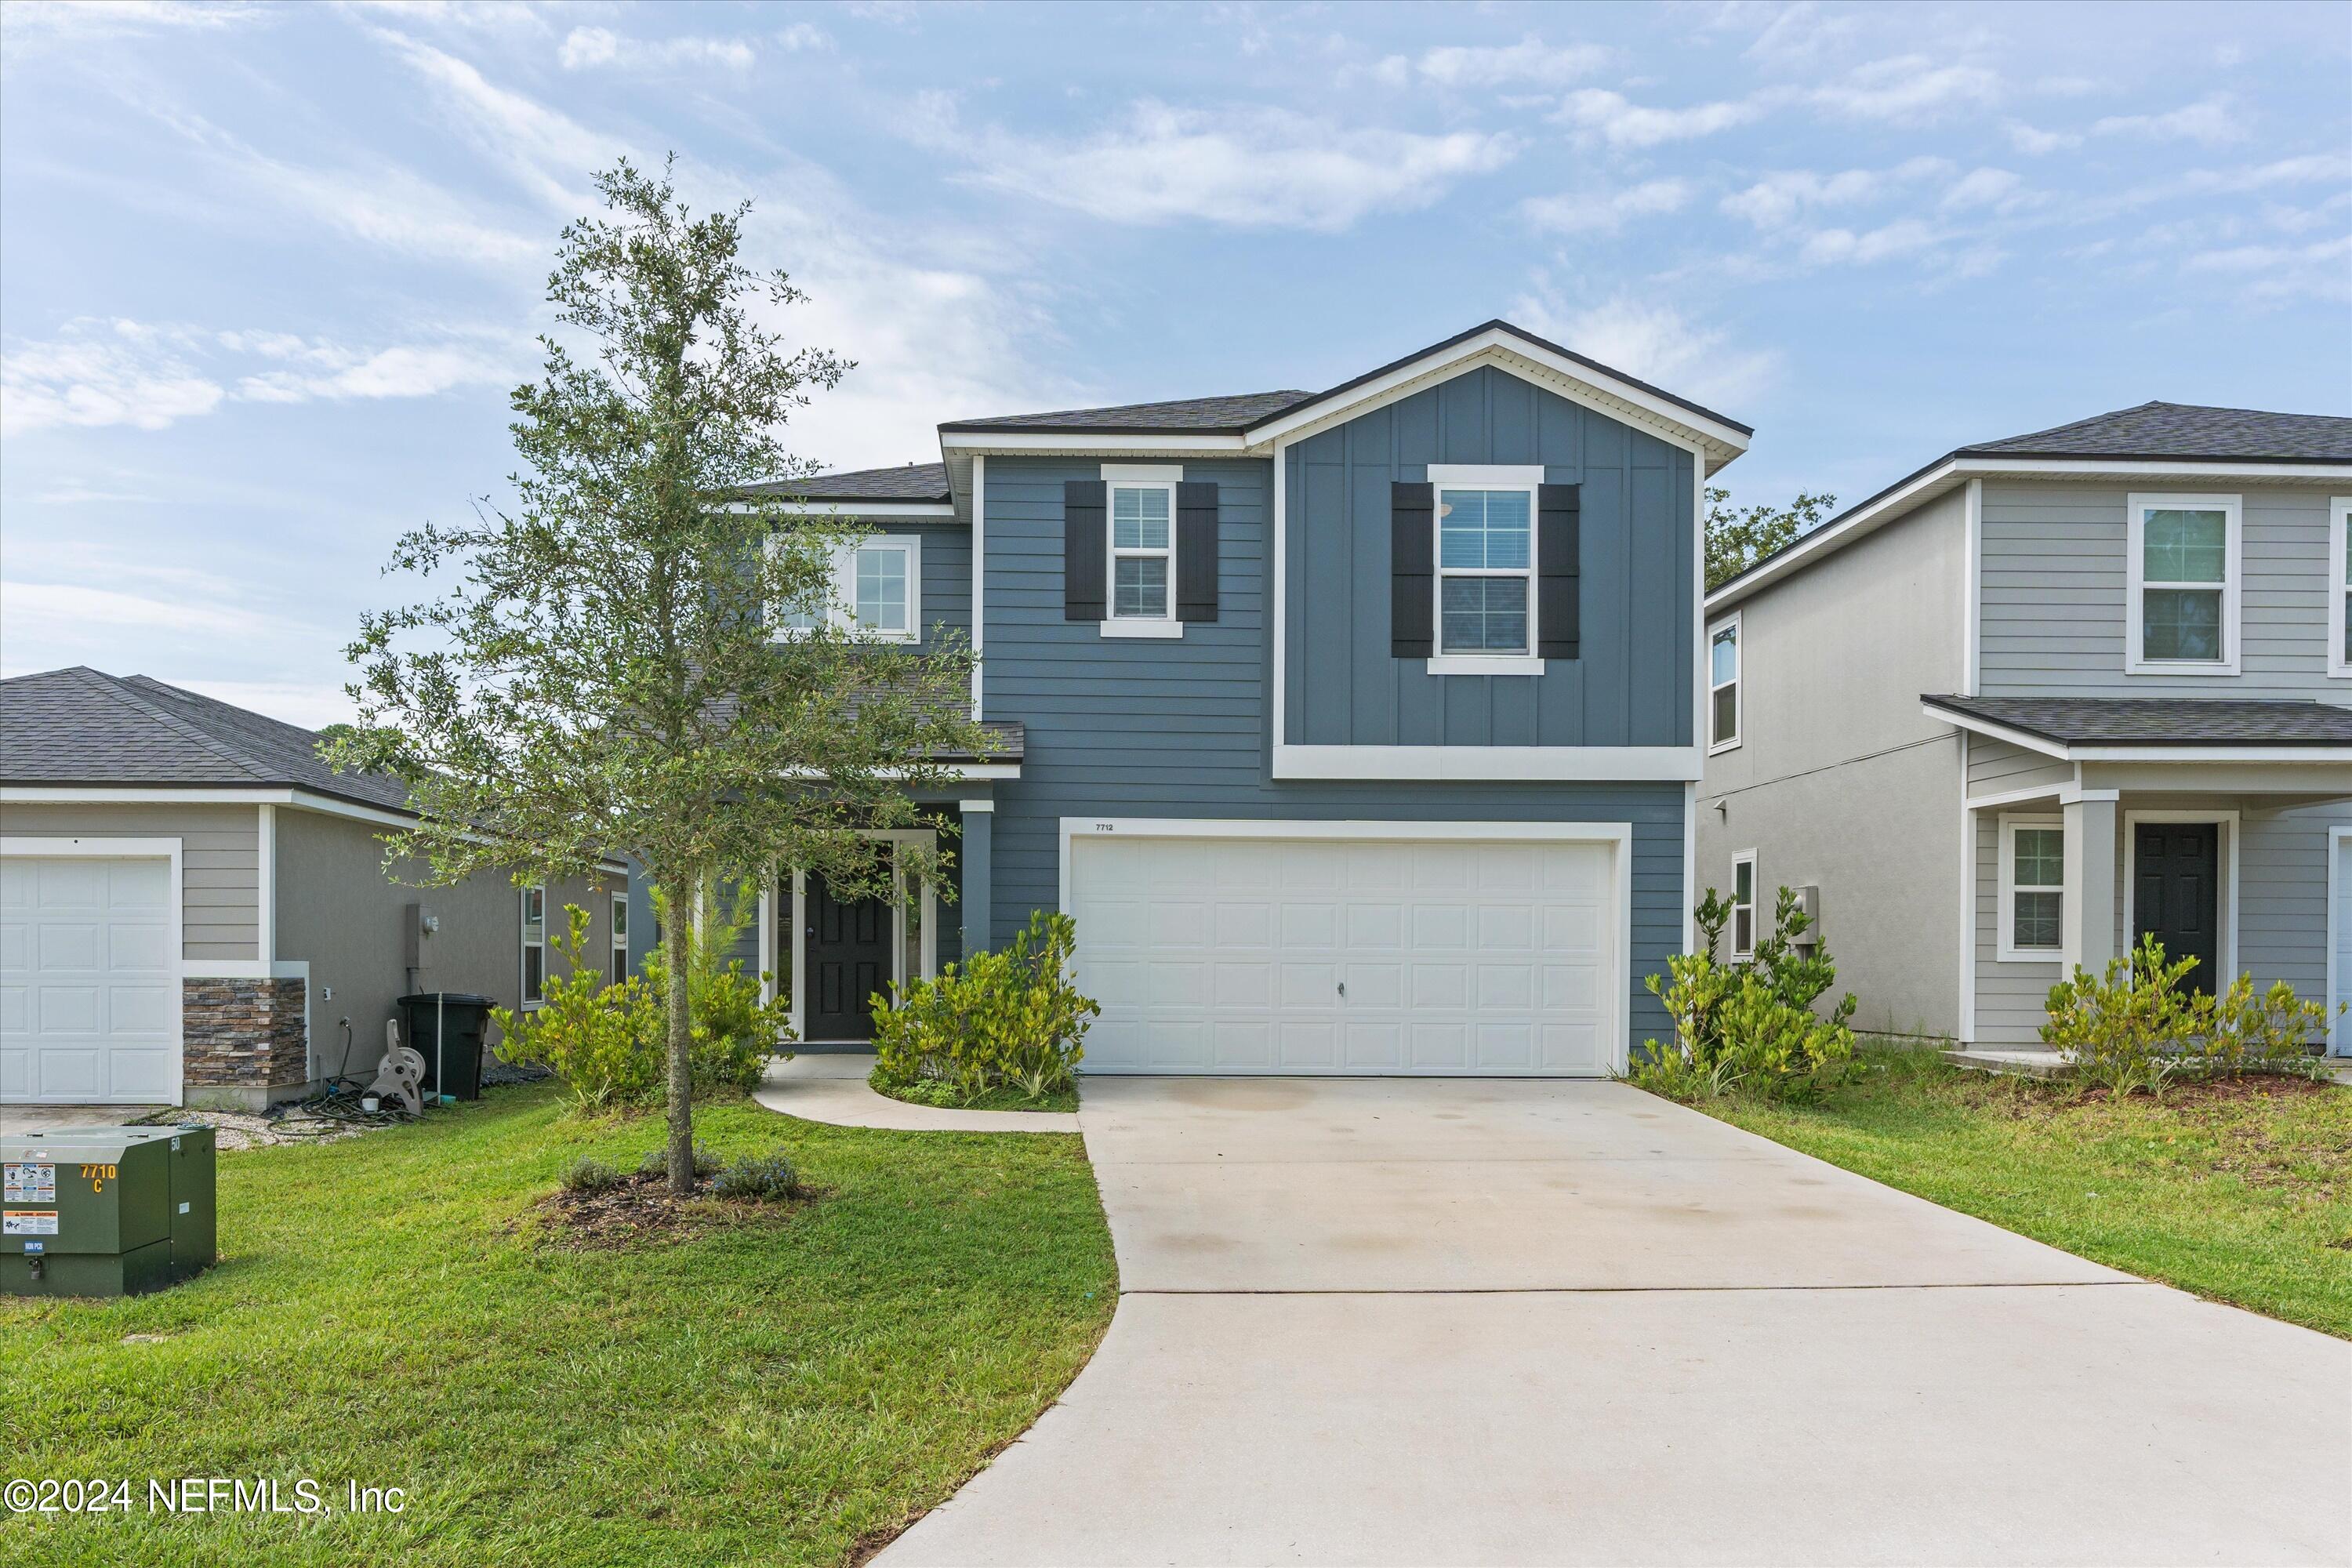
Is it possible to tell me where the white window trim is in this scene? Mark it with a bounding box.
[1729,848,1758,959]
[2328,496,2350,680]
[1708,612,1741,754]
[521,884,548,1010]
[1997,814,2063,963]
[2125,492,2241,677]
[1105,464,1181,633]
[774,532,923,643]
[1428,463,1541,672]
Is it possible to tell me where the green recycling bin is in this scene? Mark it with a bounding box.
[3,1125,217,1298]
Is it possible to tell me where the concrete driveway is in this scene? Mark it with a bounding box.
[883,1076,2352,1567]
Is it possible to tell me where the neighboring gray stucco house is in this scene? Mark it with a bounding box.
[749,320,1751,1072]
[1,669,630,1108]
[1698,402,2352,1055]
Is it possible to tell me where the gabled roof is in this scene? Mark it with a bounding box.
[1,666,415,812]
[1708,398,2352,612]
[741,463,951,503]
[1960,401,2352,464]
[1923,693,2352,748]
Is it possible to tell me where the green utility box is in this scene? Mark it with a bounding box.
[3,1125,217,1298]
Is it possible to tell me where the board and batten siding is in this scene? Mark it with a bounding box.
[1283,365,1696,749]
[0,800,260,962]
[1979,481,2347,699]
[980,451,1687,1047]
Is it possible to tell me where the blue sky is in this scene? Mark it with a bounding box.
[3,0,2347,727]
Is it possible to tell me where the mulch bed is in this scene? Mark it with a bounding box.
[534,1170,816,1251]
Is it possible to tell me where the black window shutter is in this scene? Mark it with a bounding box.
[1063,479,1106,622]
[1537,482,1581,659]
[1176,481,1219,622]
[1391,481,1435,658]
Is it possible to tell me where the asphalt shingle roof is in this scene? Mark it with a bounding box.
[1958,401,2352,464]
[1,667,417,810]
[740,463,952,502]
[940,390,1315,434]
[1923,694,2352,746]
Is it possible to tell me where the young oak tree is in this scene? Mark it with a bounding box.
[328,159,993,1192]
[1704,487,1838,590]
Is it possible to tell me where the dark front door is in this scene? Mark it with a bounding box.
[2133,822,2220,995]
[804,875,893,1040]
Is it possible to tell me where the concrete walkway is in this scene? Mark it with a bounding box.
[752,1053,1080,1133]
[884,1076,2352,1566]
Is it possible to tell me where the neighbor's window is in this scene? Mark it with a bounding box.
[521,885,547,1007]
[1110,484,1174,620]
[774,534,920,642]
[1730,852,1757,959]
[2330,497,2351,677]
[1437,488,1534,655]
[2005,821,2063,956]
[610,891,630,987]
[2129,495,2238,672]
[1709,618,1740,750]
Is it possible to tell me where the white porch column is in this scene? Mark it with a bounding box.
[2062,793,2119,976]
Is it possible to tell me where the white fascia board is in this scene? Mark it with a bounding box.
[939,431,1248,456]
[1243,326,1751,462]
[2069,745,2352,764]
[1062,815,1633,845]
[734,500,956,520]
[1272,744,1703,782]
[1919,704,2071,759]
[1708,455,2352,615]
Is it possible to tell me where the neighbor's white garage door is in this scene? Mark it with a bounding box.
[0,855,181,1105]
[1069,829,1621,1076]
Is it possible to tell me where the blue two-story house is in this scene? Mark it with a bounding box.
[753,321,1752,1073]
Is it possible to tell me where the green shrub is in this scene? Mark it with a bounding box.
[559,1156,625,1195]
[494,906,665,1109]
[870,911,1102,1104]
[1633,886,1857,1102]
[639,1142,721,1181]
[2043,933,2340,1094]
[645,880,794,1097]
[712,1152,803,1203]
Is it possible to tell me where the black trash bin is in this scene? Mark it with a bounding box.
[397,993,495,1102]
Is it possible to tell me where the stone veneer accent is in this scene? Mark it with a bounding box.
[183,977,308,1091]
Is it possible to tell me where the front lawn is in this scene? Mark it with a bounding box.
[1701,1048,2352,1338]
[0,1082,1115,1566]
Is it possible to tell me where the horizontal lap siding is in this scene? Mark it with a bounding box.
[1286,366,1693,749]
[0,800,259,961]
[1980,481,2345,699]
[1967,737,2072,797]
[983,452,1686,1047]
[2240,805,2343,1000]
[1973,808,2059,1045]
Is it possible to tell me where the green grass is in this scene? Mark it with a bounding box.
[1699,1048,2352,1338]
[867,1070,1078,1115]
[0,1081,1116,1566]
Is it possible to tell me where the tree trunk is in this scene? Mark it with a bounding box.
[662,873,696,1196]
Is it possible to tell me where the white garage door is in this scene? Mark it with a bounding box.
[0,855,181,1105]
[2336,836,2351,1058]
[1069,827,1622,1076]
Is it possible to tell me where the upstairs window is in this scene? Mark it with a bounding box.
[1709,616,1740,751]
[2000,818,2063,960]
[2127,495,2239,674]
[2331,497,2350,678]
[775,535,920,642]
[1437,487,1534,655]
[1110,483,1175,621]
[521,885,547,1007]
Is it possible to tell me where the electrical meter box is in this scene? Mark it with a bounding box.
[2,1125,217,1298]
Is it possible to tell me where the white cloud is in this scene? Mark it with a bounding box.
[920,96,1519,230]
[2004,120,2082,155]
[1719,158,1948,229]
[230,335,518,405]
[1520,179,1690,237]
[1940,167,2023,212]
[0,1,263,43]
[173,678,357,730]
[0,579,278,640]
[1417,35,1608,87]
[1809,56,1997,123]
[776,23,831,51]
[1508,286,1777,412]
[1555,88,1761,148]
[1798,218,1940,267]
[1740,2,1859,66]
[2183,233,2351,303]
[2,321,222,435]
[557,25,757,73]
[2093,96,2244,146]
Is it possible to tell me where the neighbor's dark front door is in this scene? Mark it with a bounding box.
[2133,822,2220,995]
[804,876,892,1040]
